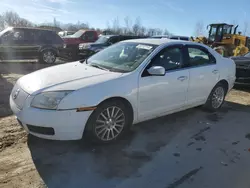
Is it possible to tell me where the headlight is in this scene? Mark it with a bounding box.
[79,43,84,49]
[31,91,72,110]
[79,44,91,49]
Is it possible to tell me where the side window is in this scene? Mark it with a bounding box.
[36,31,53,44]
[2,30,25,43]
[23,30,35,43]
[188,47,216,67]
[84,31,95,41]
[1,31,13,42]
[108,36,120,44]
[51,33,63,44]
[150,47,183,71]
[12,30,25,41]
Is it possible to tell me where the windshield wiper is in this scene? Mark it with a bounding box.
[89,64,110,71]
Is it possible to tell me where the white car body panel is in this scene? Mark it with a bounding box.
[138,69,189,121]
[10,39,236,140]
[18,62,122,94]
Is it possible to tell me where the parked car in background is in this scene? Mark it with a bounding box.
[150,35,169,39]
[10,39,235,143]
[231,52,250,85]
[58,30,75,37]
[150,35,190,41]
[0,27,63,63]
[59,29,98,60]
[78,35,147,59]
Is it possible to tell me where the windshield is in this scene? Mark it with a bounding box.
[0,27,12,37]
[95,36,110,44]
[209,26,217,41]
[71,30,84,38]
[67,31,75,35]
[87,42,157,72]
[223,25,232,34]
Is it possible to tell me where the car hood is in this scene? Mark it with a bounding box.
[230,56,250,67]
[18,62,123,94]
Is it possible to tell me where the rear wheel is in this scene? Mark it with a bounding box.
[85,100,131,144]
[39,50,56,64]
[204,83,226,112]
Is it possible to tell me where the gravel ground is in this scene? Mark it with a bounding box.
[1,62,250,188]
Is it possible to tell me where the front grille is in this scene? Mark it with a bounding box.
[11,84,29,109]
[27,124,55,135]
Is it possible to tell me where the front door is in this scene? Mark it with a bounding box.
[185,45,219,105]
[13,29,39,59]
[138,45,189,121]
[0,29,17,60]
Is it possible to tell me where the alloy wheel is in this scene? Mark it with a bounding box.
[43,51,56,64]
[95,106,125,141]
[211,86,225,109]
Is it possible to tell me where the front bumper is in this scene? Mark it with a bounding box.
[10,96,93,140]
[58,45,80,61]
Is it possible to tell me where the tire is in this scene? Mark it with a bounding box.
[39,49,56,64]
[203,83,226,112]
[85,100,132,144]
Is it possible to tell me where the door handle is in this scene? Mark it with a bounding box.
[177,76,188,81]
[212,69,219,74]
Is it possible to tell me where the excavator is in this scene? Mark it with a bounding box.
[191,23,250,57]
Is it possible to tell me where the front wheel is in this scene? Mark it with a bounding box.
[85,100,131,144]
[39,50,56,64]
[204,83,226,112]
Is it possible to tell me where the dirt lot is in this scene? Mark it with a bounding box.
[1,62,250,188]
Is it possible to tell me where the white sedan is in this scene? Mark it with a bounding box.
[10,39,236,143]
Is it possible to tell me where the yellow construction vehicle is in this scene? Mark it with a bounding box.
[191,23,250,57]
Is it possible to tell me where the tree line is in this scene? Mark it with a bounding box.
[0,11,171,36]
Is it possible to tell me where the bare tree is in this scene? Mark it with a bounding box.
[139,26,146,36]
[194,21,205,37]
[124,16,132,34]
[163,29,170,35]
[1,11,32,28]
[243,21,249,35]
[112,17,121,34]
[132,17,141,36]
[0,15,4,30]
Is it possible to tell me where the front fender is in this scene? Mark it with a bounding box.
[57,73,138,118]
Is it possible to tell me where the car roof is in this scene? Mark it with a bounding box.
[9,27,55,32]
[170,35,189,38]
[122,38,195,46]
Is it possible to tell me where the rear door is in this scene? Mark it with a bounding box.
[20,29,39,59]
[185,45,219,105]
[0,28,34,60]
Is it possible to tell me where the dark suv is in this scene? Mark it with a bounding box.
[78,35,146,59]
[0,27,63,63]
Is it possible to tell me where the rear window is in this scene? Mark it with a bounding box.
[36,30,63,44]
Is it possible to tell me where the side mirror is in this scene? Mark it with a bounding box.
[147,66,165,76]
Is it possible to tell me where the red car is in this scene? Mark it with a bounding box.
[59,29,98,60]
